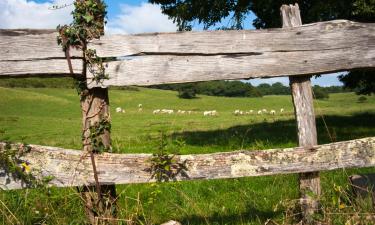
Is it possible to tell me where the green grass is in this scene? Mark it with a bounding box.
[1,87,375,224]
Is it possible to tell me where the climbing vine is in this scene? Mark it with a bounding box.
[57,0,108,94]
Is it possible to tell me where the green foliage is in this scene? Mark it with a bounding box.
[313,85,329,99]
[150,0,374,31]
[57,0,108,92]
[177,83,197,99]
[147,133,187,182]
[152,80,262,98]
[0,142,54,189]
[150,0,375,94]
[257,82,290,95]
[89,118,111,153]
[358,96,368,103]
[339,70,375,95]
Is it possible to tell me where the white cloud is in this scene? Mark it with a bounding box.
[106,2,177,34]
[0,0,73,29]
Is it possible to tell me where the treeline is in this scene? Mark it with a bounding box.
[150,81,348,99]
[0,78,348,99]
[150,80,262,98]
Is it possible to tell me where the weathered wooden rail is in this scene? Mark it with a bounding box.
[1,137,374,190]
[1,20,374,87]
[1,2,374,223]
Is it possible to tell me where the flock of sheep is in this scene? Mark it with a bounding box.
[115,104,285,117]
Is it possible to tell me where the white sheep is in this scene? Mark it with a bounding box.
[116,107,122,113]
[280,108,284,113]
[153,109,161,114]
[138,104,143,108]
[204,110,218,116]
[257,110,262,115]
[234,110,244,115]
[262,109,267,113]
[161,109,174,114]
[270,110,276,115]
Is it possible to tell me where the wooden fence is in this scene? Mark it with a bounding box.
[0,3,374,223]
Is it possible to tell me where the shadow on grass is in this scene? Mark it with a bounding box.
[171,112,375,150]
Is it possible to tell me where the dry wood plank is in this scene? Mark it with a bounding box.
[0,60,83,77]
[0,29,81,61]
[1,19,374,83]
[89,20,374,57]
[0,137,374,190]
[87,45,374,88]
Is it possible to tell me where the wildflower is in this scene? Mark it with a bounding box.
[21,162,31,173]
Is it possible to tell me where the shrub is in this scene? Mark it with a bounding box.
[357,96,367,103]
[313,86,329,99]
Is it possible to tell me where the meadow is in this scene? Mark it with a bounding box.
[0,86,374,224]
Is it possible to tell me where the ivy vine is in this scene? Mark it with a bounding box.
[57,0,108,95]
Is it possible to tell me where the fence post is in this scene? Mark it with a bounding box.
[78,4,117,223]
[79,87,117,224]
[280,4,321,223]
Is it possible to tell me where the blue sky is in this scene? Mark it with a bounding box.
[0,0,344,86]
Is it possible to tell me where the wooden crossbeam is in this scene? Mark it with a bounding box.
[1,137,374,190]
[0,20,374,87]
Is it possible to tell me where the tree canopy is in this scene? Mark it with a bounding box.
[149,0,375,94]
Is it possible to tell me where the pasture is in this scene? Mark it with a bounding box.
[0,87,375,224]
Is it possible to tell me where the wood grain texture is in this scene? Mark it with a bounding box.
[1,20,374,84]
[89,20,374,57]
[0,60,83,77]
[87,45,374,88]
[1,137,374,190]
[0,30,81,61]
[282,4,320,221]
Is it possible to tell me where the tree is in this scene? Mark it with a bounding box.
[313,85,329,99]
[149,0,375,94]
[177,83,197,99]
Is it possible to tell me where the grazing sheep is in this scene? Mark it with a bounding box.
[204,110,218,116]
[280,108,284,113]
[257,110,262,115]
[116,107,122,113]
[234,110,244,115]
[249,110,254,114]
[138,104,143,108]
[262,109,267,113]
[153,109,161,114]
[270,110,276,115]
[161,109,174,114]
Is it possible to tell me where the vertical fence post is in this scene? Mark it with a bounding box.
[280,4,321,223]
[78,4,117,223]
[80,87,117,224]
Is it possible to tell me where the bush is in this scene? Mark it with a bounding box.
[357,96,367,103]
[313,86,329,99]
[177,84,197,99]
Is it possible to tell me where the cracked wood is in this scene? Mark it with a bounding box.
[0,137,374,190]
[0,20,374,86]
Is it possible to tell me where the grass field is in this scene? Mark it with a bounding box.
[1,87,375,224]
